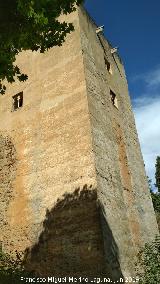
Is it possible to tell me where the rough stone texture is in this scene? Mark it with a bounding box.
[24,187,116,278]
[0,134,17,249]
[0,6,158,280]
[78,7,158,277]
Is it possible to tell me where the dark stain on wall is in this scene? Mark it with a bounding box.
[113,122,141,248]
[113,122,132,193]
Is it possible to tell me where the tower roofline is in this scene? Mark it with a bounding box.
[79,5,123,63]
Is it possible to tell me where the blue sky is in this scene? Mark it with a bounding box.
[85,0,160,188]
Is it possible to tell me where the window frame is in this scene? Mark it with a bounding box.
[12,92,23,111]
[104,57,112,74]
[110,90,118,109]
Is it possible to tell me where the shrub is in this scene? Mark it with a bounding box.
[136,236,160,284]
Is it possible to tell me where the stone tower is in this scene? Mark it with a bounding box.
[0,7,158,280]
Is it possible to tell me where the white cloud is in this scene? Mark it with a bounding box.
[132,67,160,188]
[144,67,160,88]
[131,65,160,89]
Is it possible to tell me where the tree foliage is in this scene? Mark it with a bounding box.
[151,191,160,213]
[0,250,23,283]
[136,236,160,284]
[0,0,83,94]
[155,156,160,192]
[0,250,33,284]
[148,173,160,230]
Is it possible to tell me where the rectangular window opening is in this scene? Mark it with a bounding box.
[12,92,23,111]
[110,90,118,109]
[104,57,112,74]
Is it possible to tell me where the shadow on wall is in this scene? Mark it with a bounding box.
[23,185,123,281]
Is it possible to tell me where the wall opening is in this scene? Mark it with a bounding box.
[12,92,23,111]
[110,90,118,109]
[104,57,112,74]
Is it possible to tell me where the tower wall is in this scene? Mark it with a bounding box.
[0,10,109,276]
[0,6,158,279]
[78,7,158,276]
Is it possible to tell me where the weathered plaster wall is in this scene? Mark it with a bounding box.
[0,134,17,250]
[0,6,158,279]
[0,10,109,276]
[78,7,158,277]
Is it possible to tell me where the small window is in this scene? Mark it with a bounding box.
[12,92,23,111]
[104,57,112,74]
[110,90,118,109]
